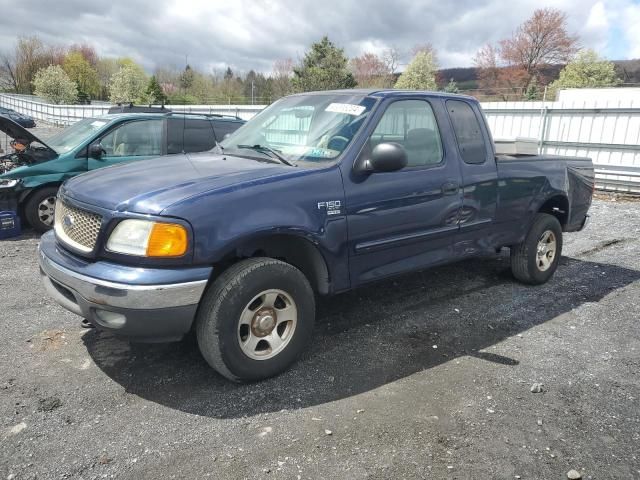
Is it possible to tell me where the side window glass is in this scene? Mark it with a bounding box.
[371,100,443,167]
[446,100,487,164]
[183,119,216,153]
[101,120,162,157]
[167,118,184,154]
[212,120,241,141]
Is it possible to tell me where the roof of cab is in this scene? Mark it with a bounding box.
[289,88,478,102]
[94,112,244,122]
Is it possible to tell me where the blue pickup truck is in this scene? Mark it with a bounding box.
[39,89,594,381]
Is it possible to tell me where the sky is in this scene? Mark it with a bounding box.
[0,0,639,74]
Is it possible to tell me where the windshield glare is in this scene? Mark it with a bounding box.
[45,117,110,153]
[220,94,377,167]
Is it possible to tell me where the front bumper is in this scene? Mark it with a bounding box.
[38,231,212,342]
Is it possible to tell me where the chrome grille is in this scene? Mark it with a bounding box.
[54,200,102,252]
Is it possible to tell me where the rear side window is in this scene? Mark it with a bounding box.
[183,119,216,153]
[213,120,242,140]
[446,100,487,164]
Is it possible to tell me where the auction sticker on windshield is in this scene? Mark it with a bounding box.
[325,103,366,116]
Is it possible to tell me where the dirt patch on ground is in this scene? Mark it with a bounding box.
[29,330,68,352]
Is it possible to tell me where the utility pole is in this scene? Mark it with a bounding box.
[251,80,255,105]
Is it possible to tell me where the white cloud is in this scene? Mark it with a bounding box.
[621,3,640,58]
[0,0,635,73]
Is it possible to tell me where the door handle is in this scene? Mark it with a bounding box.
[441,182,459,195]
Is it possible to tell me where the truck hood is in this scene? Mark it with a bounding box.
[62,152,292,214]
[0,116,55,155]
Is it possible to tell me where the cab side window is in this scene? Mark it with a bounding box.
[183,119,217,153]
[101,120,162,157]
[370,100,443,167]
[213,120,241,141]
[167,118,184,154]
[446,100,487,164]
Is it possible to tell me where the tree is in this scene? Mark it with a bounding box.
[350,52,393,88]
[63,51,99,101]
[109,65,148,104]
[395,50,438,90]
[474,44,501,94]
[96,58,120,100]
[292,36,356,92]
[443,78,459,93]
[500,8,578,84]
[1,36,64,94]
[179,65,195,90]
[382,46,400,83]
[474,43,541,100]
[524,76,539,100]
[68,44,98,67]
[146,75,167,104]
[271,58,293,99]
[32,65,77,104]
[550,50,621,91]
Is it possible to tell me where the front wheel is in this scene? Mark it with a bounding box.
[510,213,563,285]
[196,258,315,382]
[24,186,59,233]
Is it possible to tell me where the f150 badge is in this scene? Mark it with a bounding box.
[317,200,342,215]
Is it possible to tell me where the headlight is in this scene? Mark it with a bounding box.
[0,179,20,189]
[106,219,188,257]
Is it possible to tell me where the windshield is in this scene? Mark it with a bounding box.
[45,117,110,153]
[219,94,377,167]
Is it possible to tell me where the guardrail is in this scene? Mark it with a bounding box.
[2,93,639,193]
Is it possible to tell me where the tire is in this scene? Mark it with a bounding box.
[510,213,563,285]
[24,186,59,233]
[196,257,315,382]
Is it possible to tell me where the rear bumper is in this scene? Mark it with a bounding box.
[566,214,590,233]
[38,231,212,342]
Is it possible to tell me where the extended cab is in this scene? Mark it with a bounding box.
[0,109,244,231]
[38,90,594,381]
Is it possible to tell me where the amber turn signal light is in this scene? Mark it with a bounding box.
[146,223,188,257]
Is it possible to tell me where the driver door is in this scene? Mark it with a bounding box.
[88,119,164,170]
[342,98,463,286]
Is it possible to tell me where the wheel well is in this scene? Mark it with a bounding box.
[20,183,61,205]
[219,234,331,295]
[538,195,569,228]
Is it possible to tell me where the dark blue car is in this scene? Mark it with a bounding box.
[0,107,36,128]
[38,89,594,382]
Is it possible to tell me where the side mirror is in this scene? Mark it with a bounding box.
[356,142,408,174]
[89,143,105,159]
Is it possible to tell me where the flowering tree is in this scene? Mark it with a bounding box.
[395,50,438,90]
[32,65,77,104]
[109,65,148,104]
[550,50,621,90]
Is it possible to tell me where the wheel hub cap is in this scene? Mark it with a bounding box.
[237,289,298,361]
[38,196,56,226]
[251,308,277,337]
[536,230,557,272]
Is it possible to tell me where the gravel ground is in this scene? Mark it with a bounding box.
[1,197,640,480]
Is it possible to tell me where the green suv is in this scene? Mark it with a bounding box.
[0,108,245,231]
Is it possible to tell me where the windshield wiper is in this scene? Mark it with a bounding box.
[237,144,296,167]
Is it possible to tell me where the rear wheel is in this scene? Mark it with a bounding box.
[196,257,315,382]
[510,213,563,285]
[24,186,59,233]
